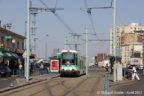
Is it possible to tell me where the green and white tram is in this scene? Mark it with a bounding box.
[57,50,86,76]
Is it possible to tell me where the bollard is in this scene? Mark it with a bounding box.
[32,78,35,82]
[10,82,14,87]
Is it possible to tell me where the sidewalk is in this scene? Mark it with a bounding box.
[108,74,135,88]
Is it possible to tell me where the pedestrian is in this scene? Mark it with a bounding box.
[19,64,23,77]
[105,64,109,72]
[139,65,143,75]
[18,59,23,77]
[132,65,140,80]
[39,63,44,75]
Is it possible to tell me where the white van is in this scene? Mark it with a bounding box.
[102,60,110,67]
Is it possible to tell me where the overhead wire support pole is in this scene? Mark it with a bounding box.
[45,34,48,60]
[71,33,81,51]
[113,0,117,82]
[86,28,88,75]
[26,0,30,83]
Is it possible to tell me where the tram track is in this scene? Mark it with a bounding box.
[44,82,53,96]
[60,77,89,96]
[0,68,105,96]
[60,80,79,96]
[89,76,101,96]
[0,77,61,96]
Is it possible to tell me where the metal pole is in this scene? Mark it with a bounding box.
[113,0,117,82]
[142,31,144,66]
[86,28,88,75]
[45,34,48,60]
[24,21,27,78]
[26,0,30,83]
[34,38,38,56]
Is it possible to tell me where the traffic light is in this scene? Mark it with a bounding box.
[110,56,115,74]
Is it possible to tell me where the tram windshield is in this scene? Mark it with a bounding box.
[62,53,75,65]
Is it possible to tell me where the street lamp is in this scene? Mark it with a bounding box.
[45,34,48,60]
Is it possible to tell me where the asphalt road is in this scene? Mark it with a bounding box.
[0,67,106,96]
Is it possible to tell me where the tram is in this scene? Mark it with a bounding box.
[57,50,86,76]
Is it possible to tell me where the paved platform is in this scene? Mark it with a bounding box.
[108,74,135,87]
[108,74,144,96]
[0,72,59,93]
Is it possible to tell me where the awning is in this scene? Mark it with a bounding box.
[2,52,12,58]
[10,53,19,59]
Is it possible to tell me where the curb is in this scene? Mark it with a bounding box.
[0,79,46,93]
[0,74,59,93]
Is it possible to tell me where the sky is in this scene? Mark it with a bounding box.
[0,0,144,62]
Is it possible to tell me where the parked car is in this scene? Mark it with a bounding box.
[0,66,11,77]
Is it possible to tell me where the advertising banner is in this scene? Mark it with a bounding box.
[130,58,140,65]
[50,60,59,72]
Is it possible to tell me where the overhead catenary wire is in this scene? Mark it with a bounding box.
[82,0,113,41]
[39,0,75,35]
[83,0,96,34]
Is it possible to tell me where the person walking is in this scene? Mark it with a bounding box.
[19,64,23,77]
[139,65,143,75]
[132,65,140,80]
[105,64,109,72]
[39,63,44,75]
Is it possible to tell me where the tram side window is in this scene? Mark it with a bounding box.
[82,61,83,69]
[75,54,77,65]
[80,60,81,69]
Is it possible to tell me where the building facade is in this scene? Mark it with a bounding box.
[110,23,144,67]
[0,26,25,53]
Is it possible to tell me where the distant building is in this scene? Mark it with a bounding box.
[110,23,144,67]
[95,53,108,66]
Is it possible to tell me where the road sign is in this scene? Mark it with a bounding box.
[5,36,12,39]
[50,59,59,72]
